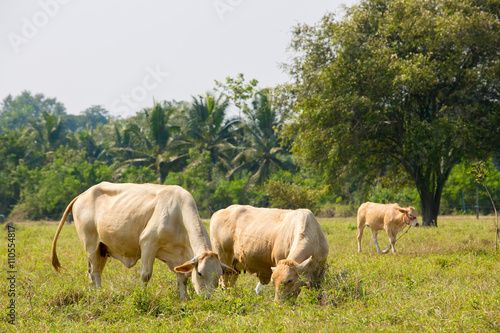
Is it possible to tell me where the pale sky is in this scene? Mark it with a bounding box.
[1,0,355,118]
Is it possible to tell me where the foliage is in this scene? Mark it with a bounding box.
[367,184,420,208]
[441,159,500,215]
[164,149,263,217]
[468,160,500,251]
[114,101,185,183]
[212,172,266,212]
[65,105,110,132]
[9,147,114,220]
[0,91,66,133]
[229,91,294,185]
[181,93,238,174]
[265,171,328,213]
[214,73,259,111]
[280,0,500,226]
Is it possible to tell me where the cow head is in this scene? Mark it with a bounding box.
[270,257,313,302]
[399,206,419,227]
[174,251,236,296]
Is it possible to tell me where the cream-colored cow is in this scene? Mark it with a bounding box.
[51,182,235,298]
[210,205,329,302]
[356,202,419,254]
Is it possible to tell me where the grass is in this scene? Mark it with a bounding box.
[1,217,499,332]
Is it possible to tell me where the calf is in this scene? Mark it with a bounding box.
[356,202,419,254]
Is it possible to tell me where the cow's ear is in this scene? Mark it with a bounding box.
[174,261,195,273]
[174,257,198,273]
[221,262,238,275]
[397,207,408,214]
[297,256,313,273]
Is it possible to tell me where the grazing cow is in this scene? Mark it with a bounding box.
[210,205,329,302]
[356,202,419,254]
[51,182,235,298]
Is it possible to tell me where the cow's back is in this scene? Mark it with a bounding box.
[211,205,288,272]
[72,182,198,261]
[358,202,400,229]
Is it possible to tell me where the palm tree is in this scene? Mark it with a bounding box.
[228,91,294,185]
[112,101,184,183]
[178,93,239,181]
[29,110,66,153]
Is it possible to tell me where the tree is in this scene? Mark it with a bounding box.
[179,93,239,181]
[0,129,33,216]
[0,91,66,132]
[65,105,110,132]
[229,91,294,185]
[30,110,67,152]
[281,0,500,226]
[116,101,184,184]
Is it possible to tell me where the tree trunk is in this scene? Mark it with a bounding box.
[410,164,452,227]
[419,190,439,227]
[416,174,449,227]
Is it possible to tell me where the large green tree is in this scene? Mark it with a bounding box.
[281,0,500,226]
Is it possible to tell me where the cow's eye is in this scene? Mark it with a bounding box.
[197,272,202,277]
[286,279,293,284]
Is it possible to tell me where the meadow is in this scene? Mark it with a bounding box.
[1,216,499,332]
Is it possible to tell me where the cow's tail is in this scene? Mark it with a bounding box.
[51,196,79,272]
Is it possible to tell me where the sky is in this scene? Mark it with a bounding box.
[1,0,356,118]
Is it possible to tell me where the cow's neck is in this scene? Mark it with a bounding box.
[183,213,211,256]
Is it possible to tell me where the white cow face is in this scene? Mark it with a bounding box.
[270,257,312,302]
[175,251,236,296]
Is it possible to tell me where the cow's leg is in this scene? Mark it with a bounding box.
[356,224,366,253]
[87,250,108,287]
[139,248,157,286]
[371,229,383,254]
[176,273,189,299]
[87,260,92,284]
[383,230,397,255]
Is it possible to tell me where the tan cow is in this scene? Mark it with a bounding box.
[210,205,329,302]
[51,182,235,298]
[356,202,419,254]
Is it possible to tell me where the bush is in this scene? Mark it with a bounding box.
[265,179,324,213]
[10,147,115,220]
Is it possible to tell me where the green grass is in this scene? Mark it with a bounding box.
[1,217,499,332]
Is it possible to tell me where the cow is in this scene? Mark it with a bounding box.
[51,182,235,298]
[209,205,329,302]
[356,202,419,254]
